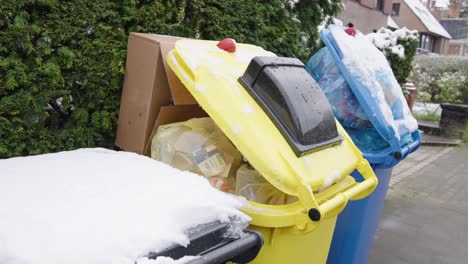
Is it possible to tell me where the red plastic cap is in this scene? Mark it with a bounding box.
[217,38,236,53]
[345,27,356,37]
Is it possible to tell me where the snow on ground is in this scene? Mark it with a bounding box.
[0,148,249,264]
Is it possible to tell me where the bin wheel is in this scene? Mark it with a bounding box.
[393,152,402,159]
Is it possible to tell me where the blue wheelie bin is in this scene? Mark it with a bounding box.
[306,25,421,264]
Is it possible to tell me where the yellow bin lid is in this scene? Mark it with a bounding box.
[167,39,377,224]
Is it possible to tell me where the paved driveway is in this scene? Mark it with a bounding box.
[369,146,468,264]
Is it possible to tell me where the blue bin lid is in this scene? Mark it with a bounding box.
[317,25,421,167]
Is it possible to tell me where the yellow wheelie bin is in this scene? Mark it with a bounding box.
[167,39,378,264]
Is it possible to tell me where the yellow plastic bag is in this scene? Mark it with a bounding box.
[151,118,242,191]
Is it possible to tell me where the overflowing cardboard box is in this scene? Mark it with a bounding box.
[116,33,206,155]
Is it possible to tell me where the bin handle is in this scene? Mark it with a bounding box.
[401,139,420,159]
[314,159,378,220]
[401,131,421,159]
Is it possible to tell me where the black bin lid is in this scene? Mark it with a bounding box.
[238,56,342,157]
[146,222,263,264]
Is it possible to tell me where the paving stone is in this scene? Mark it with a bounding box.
[369,146,468,263]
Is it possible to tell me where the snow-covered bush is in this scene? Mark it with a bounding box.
[412,56,468,104]
[367,28,419,84]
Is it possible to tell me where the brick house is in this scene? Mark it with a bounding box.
[390,0,452,54]
[338,0,394,33]
[437,3,468,56]
[440,18,468,56]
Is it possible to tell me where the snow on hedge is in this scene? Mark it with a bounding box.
[367,27,418,58]
[0,148,249,264]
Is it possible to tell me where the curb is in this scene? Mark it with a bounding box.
[421,134,462,147]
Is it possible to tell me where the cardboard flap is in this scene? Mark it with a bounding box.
[144,105,208,156]
[159,40,198,105]
[116,33,172,154]
[116,33,202,155]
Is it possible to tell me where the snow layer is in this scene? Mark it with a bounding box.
[136,256,199,264]
[175,39,275,76]
[288,0,300,8]
[404,0,451,39]
[387,16,399,29]
[390,45,405,58]
[435,0,449,8]
[367,27,418,57]
[0,148,249,264]
[319,170,342,191]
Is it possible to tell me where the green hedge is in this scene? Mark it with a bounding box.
[368,28,419,84]
[0,0,342,158]
[412,55,468,104]
[385,37,418,84]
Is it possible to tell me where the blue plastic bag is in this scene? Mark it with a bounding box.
[306,25,420,166]
[306,48,389,151]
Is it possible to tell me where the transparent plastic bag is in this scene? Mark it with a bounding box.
[306,48,390,151]
[307,48,370,129]
[151,118,242,191]
[235,164,297,205]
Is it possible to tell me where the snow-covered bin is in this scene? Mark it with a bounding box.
[148,221,263,264]
[306,25,420,166]
[166,37,379,264]
[0,149,263,264]
[306,25,422,264]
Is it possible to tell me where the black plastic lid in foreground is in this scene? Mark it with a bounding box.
[238,56,342,157]
[147,222,263,264]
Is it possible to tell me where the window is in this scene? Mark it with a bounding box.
[392,3,400,16]
[375,0,383,11]
[419,33,435,52]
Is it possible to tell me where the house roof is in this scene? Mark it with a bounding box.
[404,0,452,38]
[435,0,449,8]
[388,16,400,29]
[440,19,468,39]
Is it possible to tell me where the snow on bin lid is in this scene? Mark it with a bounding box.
[0,149,248,264]
[167,38,364,196]
[320,25,418,149]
